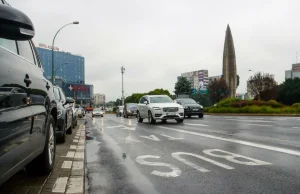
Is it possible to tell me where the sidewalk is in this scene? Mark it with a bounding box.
[0,119,86,194]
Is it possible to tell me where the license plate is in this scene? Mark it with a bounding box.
[167,113,175,116]
[193,109,198,111]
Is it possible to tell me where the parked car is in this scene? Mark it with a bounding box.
[123,103,138,118]
[174,98,204,118]
[116,106,124,117]
[70,102,78,128]
[92,108,104,117]
[0,2,57,185]
[53,86,74,141]
[137,95,184,124]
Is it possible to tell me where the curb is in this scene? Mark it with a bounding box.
[204,113,300,117]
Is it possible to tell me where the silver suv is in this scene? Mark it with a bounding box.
[137,95,184,124]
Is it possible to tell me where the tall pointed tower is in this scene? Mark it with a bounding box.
[222,24,237,97]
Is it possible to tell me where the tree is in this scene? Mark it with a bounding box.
[124,88,172,103]
[208,79,230,104]
[115,98,121,106]
[247,72,278,101]
[190,93,213,107]
[277,78,300,105]
[174,76,192,95]
[148,88,172,97]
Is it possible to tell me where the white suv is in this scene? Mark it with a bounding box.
[137,95,184,124]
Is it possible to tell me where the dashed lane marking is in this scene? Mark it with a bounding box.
[184,123,208,127]
[246,123,272,127]
[225,119,273,123]
[158,126,300,156]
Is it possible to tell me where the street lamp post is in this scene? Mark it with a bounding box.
[51,21,79,84]
[54,62,68,83]
[121,66,125,105]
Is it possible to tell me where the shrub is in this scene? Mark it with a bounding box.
[291,103,300,109]
[217,98,241,107]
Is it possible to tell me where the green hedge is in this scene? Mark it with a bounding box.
[207,106,300,114]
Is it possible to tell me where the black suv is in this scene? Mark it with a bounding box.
[0,3,57,185]
[53,86,74,142]
[123,103,138,118]
[175,98,204,118]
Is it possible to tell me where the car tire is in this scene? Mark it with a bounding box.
[27,114,56,175]
[162,119,167,124]
[148,111,156,124]
[198,114,204,118]
[176,119,184,123]
[137,112,143,123]
[57,118,66,143]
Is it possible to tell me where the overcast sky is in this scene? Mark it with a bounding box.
[9,0,300,101]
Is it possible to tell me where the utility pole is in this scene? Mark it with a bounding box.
[121,66,125,105]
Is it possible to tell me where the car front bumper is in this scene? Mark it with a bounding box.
[184,108,204,115]
[152,110,184,120]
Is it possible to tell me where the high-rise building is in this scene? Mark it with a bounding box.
[285,63,300,79]
[37,43,85,84]
[180,70,209,91]
[93,93,106,105]
[222,25,237,97]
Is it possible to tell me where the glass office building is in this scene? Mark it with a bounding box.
[37,46,85,84]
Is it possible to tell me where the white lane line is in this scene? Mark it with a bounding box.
[292,127,300,129]
[66,177,84,194]
[158,126,300,156]
[246,124,272,127]
[184,123,208,127]
[52,177,68,193]
[226,119,273,123]
[61,161,72,169]
[160,134,183,140]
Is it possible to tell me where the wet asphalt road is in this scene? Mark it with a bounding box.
[85,114,300,194]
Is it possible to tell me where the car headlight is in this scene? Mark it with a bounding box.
[57,110,62,118]
[179,106,184,109]
[199,105,203,109]
[153,107,161,110]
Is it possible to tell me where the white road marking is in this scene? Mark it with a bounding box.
[62,161,72,169]
[52,177,68,193]
[118,136,141,143]
[136,155,181,177]
[107,125,136,131]
[172,152,234,171]
[72,161,84,170]
[158,126,300,156]
[66,177,84,194]
[140,135,160,141]
[226,119,273,123]
[62,151,75,158]
[292,127,300,129]
[107,125,123,128]
[246,124,272,127]
[184,123,208,127]
[160,134,183,140]
[203,149,272,165]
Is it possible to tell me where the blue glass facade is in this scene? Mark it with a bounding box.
[37,47,85,84]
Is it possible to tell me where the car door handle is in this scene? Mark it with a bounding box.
[46,82,50,90]
[24,74,32,87]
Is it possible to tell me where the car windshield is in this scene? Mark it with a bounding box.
[94,108,101,111]
[149,96,173,103]
[0,87,13,92]
[179,99,197,104]
[128,103,137,108]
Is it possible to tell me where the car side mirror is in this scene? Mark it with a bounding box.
[143,101,148,104]
[64,98,75,105]
[0,5,35,40]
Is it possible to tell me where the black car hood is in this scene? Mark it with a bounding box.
[182,103,201,107]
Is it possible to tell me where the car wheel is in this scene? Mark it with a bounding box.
[162,119,167,124]
[148,111,156,124]
[27,114,56,175]
[176,119,184,123]
[137,112,143,123]
[198,114,204,118]
[57,118,66,143]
